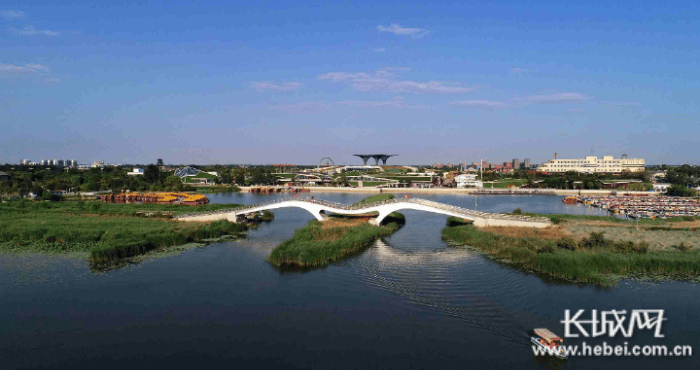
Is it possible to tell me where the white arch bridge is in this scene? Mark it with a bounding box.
[176,197,552,228]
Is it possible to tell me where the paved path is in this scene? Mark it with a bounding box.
[177,197,552,228]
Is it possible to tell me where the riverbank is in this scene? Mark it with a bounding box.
[240,186,656,196]
[195,185,241,193]
[268,212,405,268]
[442,214,700,285]
[0,200,249,266]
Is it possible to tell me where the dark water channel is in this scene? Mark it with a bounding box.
[1,193,698,369]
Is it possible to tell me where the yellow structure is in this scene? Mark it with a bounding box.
[538,155,645,173]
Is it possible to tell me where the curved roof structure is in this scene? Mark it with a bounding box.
[353,154,398,165]
[174,166,201,178]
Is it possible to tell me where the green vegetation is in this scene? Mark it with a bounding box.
[268,213,405,267]
[268,194,404,268]
[382,176,432,182]
[182,171,218,183]
[353,193,395,205]
[520,211,700,225]
[442,216,700,286]
[361,181,392,187]
[0,200,247,266]
[260,210,275,221]
[195,185,241,193]
[666,184,697,197]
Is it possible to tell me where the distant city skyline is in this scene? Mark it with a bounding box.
[2,1,699,165]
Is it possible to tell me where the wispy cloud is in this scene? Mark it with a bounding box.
[45,78,62,83]
[374,47,386,52]
[8,25,60,36]
[318,68,473,94]
[0,10,25,19]
[603,101,641,107]
[449,100,506,108]
[516,92,588,103]
[377,24,432,38]
[510,67,535,73]
[0,63,50,74]
[251,81,301,91]
[272,99,424,112]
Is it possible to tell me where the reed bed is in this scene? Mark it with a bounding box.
[442,217,700,285]
[268,212,405,267]
[0,200,247,265]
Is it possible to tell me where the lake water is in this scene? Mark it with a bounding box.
[1,193,698,369]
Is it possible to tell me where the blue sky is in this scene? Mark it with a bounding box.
[2,1,699,165]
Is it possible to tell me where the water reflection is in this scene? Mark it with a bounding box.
[2,193,699,369]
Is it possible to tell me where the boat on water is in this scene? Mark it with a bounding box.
[531,328,567,359]
[562,196,578,204]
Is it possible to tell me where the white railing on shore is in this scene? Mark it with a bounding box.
[177,196,551,224]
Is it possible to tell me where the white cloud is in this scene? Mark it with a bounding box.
[450,100,506,108]
[45,78,61,83]
[0,63,50,74]
[510,67,535,73]
[272,99,424,112]
[377,24,432,38]
[516,92,588,103]
[374,47,386,52]
[317,72,369,82]
[318,68,472,94]
[23,63,50,72]
[251,81,301,91]
[603,101,641,107]
[8,25,60,36]
[0,10,25,19]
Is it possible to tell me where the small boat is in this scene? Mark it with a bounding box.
[531,328,567,359]
[562,196,578,204]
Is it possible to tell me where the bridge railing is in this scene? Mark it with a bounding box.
[177,196,550,224]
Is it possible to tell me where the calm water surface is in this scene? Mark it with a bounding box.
[1,193,698,369]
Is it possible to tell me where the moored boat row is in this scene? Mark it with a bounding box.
[564,195,700,218]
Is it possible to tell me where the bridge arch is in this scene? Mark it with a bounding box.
[177,198,551,228]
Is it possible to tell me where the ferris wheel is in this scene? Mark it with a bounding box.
[318,157,335,168]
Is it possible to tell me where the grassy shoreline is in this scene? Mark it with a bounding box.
[442,215,700,286]
[0,200,249,266]
[268,212,405,268]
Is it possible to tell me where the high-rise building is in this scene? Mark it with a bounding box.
[20,159,31,165]
[512,158,520,170]
[523,158,531,169]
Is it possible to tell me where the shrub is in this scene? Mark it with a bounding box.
[674,242,692,252]
[556,237,577,251]
[512,208,522,215]
[581,232,608,249]
[634,241,649,253]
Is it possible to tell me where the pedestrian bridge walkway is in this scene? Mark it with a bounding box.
[176,197,552,228]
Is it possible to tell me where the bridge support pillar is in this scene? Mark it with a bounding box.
[227,213,238,223]
[371,209,394,226]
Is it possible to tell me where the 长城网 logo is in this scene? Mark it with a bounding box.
[561,309,666,338]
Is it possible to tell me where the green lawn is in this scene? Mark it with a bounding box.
[353,193,394,205]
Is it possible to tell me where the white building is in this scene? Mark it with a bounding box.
[454,174,483,188]
[127,168,145,176]
[653,184,671,193]
[538,155,645,173]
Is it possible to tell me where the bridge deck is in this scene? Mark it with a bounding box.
[177,196,552,226]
